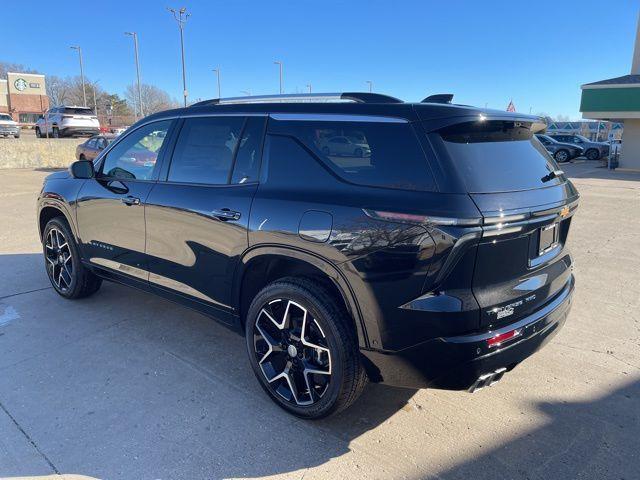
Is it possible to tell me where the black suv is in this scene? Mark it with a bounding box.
[37,92,578,418]
[535,134,584,162]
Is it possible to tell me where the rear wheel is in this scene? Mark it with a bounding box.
[52,127,59,138]
[245,278,366,419]
[35,127,41,138]
[554,149,569,163]
[79,154,86,160]
[43,217,102,299]
[586,148,599,160]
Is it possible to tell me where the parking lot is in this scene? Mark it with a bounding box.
[0,162,639,479]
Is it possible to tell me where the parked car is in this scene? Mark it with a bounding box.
[0,113,20,138]
[535,134,583,162]
[319,135,371,157]
[37,92,578,418]
[35,106,100,138]
[75,134,117,161]
[548,134,609,160]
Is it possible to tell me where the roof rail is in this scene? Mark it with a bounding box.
[189,92,403,107]
[421,94,454,104]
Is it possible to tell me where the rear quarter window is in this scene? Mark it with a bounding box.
[270,119,436,191]
[432,120,564,193]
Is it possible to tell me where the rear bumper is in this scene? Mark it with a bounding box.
[361,274,574,390]
[60,126,100,136]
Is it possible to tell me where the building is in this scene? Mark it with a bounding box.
[0,72,49,126]
[579,13,640,170]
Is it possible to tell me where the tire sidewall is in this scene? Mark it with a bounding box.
[554,150,568,162]
[245,282,347,418]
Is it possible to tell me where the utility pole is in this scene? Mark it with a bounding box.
[212,67,221,98]
[274,61,283,94]
[125,32,144,118]
[306,84,312,93]
[70,46,87,107]
[92,83,98,116]
[365,80,372,93]
[168,7,190,107]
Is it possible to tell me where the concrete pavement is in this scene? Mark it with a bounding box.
[0,162,638,479]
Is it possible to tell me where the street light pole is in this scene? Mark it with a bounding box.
[274,61,283,94]
[125,32,144,119]
[365,80,372,93]
[168,7,190,107]
[70,46,87,107]
[306,84,312,93]
[212,67,221,98]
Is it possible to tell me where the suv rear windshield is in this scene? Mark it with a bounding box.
[274,120,436,191]
[62,107,94,115]
[434,120,563,193]
[0,114,12,121]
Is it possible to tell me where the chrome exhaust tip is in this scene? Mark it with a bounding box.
[468,367,507,393]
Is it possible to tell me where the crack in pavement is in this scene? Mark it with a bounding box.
[0,398,59,474]
[0,286,52,301]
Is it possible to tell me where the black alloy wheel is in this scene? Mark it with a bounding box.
[43,217,102,299]
[586,149,599,160]
[246,278,367,419]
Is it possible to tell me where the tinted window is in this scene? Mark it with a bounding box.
[86,138,97,148]
[101,120,172,180]
[62,107,94,115]
[168,116,244,185]
[279,120,435,191]
[231,117,265,184]
[436,120,563,193]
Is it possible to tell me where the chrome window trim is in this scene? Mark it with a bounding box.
[269,113,408,123]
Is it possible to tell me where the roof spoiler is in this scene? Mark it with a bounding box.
[421,94,454,104]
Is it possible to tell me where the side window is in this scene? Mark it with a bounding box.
[231,117,266,184]
[168,116,244,185]
[100,120,172,180]
[277,120,436,191]
[86,138,97,148]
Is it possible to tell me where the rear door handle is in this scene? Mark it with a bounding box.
[121,195,141,206]
[211,208,241,221]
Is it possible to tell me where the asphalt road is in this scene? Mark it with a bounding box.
[0,163,638,480]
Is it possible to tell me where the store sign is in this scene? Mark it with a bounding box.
[14,78,28,91]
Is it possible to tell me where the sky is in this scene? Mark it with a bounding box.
[3,0,639,119]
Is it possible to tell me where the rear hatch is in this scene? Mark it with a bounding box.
[62,107,99,127]
[430,118,578,328]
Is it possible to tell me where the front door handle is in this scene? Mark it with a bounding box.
[121,195,141,206]
[211,208,241,221]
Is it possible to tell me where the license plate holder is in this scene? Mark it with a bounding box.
[538,223,559,255]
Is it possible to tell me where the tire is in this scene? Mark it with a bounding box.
[14,133,20,139]
[586,149,599,160]
[35,127,41,138]
[52,127,59,138]
[245,277,367,419]
[79,154,86,160]
[42,217,102,299]
[554,149,569,163]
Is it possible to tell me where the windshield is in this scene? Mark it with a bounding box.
[0,114,13,121]
[434,120,564,193]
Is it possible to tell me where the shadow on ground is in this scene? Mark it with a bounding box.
[1,253,638,480]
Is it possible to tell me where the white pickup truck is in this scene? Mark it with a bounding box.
[0,113,20,138]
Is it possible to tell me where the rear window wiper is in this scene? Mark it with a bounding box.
[541,170,564,183]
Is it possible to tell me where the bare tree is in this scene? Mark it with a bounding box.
[0,61,39,78]
[125,83,179,115]
[46,76,71,106]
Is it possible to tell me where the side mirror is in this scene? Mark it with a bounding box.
[70,160,95,179]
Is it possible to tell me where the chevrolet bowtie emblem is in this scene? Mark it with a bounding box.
[559,206,570,218]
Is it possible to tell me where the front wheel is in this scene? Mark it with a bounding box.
[43,217,102,299]
[52,127,59,138]
[586,149,599,160]
[554,149,569,163]
[245,278,367,419]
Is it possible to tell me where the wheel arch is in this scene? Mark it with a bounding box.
[38,202,77,241]
[234,246,368,348]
